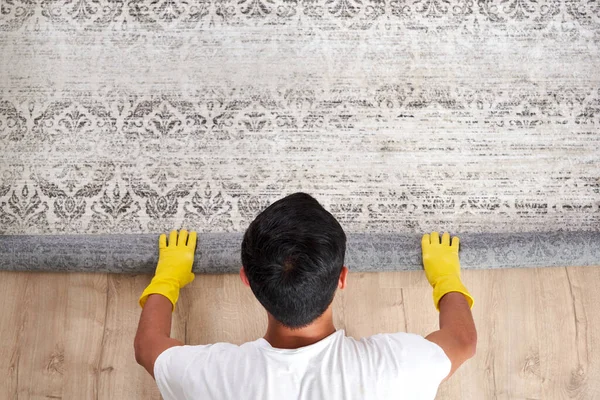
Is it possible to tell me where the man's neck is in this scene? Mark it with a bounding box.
[263,307,337,349]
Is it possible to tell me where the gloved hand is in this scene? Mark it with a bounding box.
[139,229,197,312]
[421,231,474,311]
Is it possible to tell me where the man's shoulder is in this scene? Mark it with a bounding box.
[185,340,260,352]
[347,331,424,347]
[157,340,261,370]
[344,331,448,362]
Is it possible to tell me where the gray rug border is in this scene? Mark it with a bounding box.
[0,231,598,274]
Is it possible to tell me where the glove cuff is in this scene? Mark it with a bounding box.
[432,275,474,311]
[139,277,180,312]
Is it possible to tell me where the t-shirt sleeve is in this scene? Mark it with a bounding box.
[367,332,452,399]
[154,345,202,400]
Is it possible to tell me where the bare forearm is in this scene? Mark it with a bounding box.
[439,292,477,346]
[136,294,174,339]
[134,294,184,378]
[425,292,477,379]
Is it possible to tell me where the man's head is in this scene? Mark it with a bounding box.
[240,192,347,329]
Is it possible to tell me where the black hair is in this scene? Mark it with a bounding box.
[241,192,347,329]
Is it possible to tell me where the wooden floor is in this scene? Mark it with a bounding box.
[1,266,599,400]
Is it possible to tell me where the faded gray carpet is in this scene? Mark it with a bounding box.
[0,0,599,273]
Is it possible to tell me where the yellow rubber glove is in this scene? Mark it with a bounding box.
[421,231,474,311]
[139,229,197,312]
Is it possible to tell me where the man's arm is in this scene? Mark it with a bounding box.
[425,292,477,380]
[134,230,197,379]
[134,294,183,379]
[421,232,477,381]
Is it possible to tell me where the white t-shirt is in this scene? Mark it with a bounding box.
[154,329,451,400]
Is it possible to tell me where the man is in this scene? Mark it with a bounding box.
[134,192,476,399]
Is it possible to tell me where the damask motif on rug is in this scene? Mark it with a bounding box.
[0,0,598,271]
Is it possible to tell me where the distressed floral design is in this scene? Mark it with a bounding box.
[30,100,115,157]
[35,177,104,232]
[0,83,597,233]
[330,200,364,222]
[183,182,234,230]
[413,0,451,18]
[89,183,142,232]
[239,0,276,17]
[0,101,28,141]
[237,194,273,221]
[123,98,208,158]
[39,0,126,30]
[54,164,96,193]
[0,0,599,273]
[130,181,191,218]
[0,185,50,234]
[0,0,37,31]
[4,0,598,31]
[565,0,600,25]
[326,0,362,19]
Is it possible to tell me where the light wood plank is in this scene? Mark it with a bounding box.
[0,271,29,400]
[567,266,600,399]
[63,273,108,400]
[535,266,600,400]
[16,272,68,400]
[340,272,408,338]
[534,267,581,399]
[186,274,266,345]
[1,266,599,399]
[97,274,162,400]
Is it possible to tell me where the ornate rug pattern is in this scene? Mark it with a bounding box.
[1,0,599,272]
